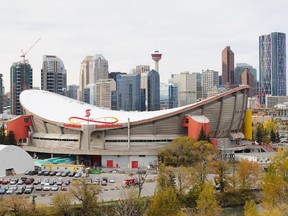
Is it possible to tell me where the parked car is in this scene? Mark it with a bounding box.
[109,177,115,183]
[101,177,108,186]
[49,171,57,176]
[10,179,18,185]
[43,183,51,191]
[0,187,7,194]
[35,185,43,191]
[33,179,41,185]
[16,186,25,194]
[49,179,56,185]
[37,170,44,176]
[74,172,82,178]
[43,171,50,176]
[24,185,34,194]
[51,185,59,191]
[1,179,10,185]
[25,178,34,185]
[6,188,15,195]
[28,170,37,175]
[61,172,69,177]
[68,172,76,177]
[56,172,62,177]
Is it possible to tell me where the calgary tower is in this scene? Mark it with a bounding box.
[151,50,162,72]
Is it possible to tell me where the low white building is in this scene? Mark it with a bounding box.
[234,152,275,164]
[0,145,34,177]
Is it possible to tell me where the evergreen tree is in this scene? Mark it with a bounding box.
[276,132,281,143]
[0,124,6,145]
[198,126,207,142]
[6,131,17,145]
[255,125,263,144]
[270,130,276,143]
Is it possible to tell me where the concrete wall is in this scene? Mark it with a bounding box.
[101,155,158,169]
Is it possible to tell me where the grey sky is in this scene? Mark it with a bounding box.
[0,0,287,92]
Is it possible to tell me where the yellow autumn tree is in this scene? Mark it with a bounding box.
[236,160,261,191]
[244,200,259,216]
[196,181,222,216]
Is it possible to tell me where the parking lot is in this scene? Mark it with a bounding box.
[0,170,157,205]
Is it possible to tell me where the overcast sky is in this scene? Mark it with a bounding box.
[0,0,287,92]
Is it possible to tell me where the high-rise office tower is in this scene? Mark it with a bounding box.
[222,46,234,88]
[171,72,197,106]
[116,74,141,111]
[151,50,162,72]
[147,70,160,111]
[83,85,90,104]
[78,54,109,102]
[10,61,33,115]
[0,74,3,114]
[41,55,67,95]
[259,32,286,104]
[168,82,178,108]
[134,65,150,75]
[91,54,109,83]
[66,84,78,100]
[79,56,93,101]
[140,72,148,110]
[241,69,255,97]
[96,79,116,109]
[201,70,219,99]
[234,63,257,96]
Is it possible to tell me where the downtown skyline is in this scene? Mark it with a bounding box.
[0,0,288,91]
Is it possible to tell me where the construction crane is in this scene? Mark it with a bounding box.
[20,38,41,90]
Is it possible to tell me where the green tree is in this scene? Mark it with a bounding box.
[276,131,281,143]
[146,188,185,216]
[198,126,207,141]
[255,124,263,144]
[196,181,222,216]
[0,124,6,145]
[270,130,276,143]
[158,136,196,167]
[6,131,17,145]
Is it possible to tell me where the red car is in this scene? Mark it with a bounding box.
[1,179,10,185]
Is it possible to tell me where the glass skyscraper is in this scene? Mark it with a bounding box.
[259,32,286,104]
[10,61,33,115]
[147,69,160,111]
[41,55,67,96]
[116,74,141,111]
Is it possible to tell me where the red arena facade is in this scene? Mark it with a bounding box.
[9,86,249,168]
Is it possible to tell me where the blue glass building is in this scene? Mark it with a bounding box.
[168,82,178,108]
[147,70,160,111]
[116,74,141,111]
[259,32,286,104]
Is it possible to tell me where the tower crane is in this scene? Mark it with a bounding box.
[20,38,41,90]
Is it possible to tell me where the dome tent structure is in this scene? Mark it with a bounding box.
[0,145,34,177]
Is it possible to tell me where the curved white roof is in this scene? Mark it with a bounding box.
[20,90,196,125]
[0,145,34,177]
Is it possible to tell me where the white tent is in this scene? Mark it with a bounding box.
[0,145,34,177]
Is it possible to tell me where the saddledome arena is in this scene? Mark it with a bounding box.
[18,86,249,168]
